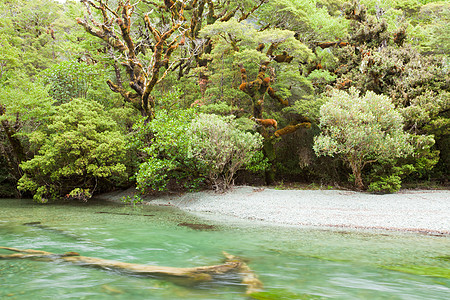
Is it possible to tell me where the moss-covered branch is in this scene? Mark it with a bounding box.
[77,0,187,119]
[274,122,311,138]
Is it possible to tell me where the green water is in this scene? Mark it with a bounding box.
[0,198,449,300]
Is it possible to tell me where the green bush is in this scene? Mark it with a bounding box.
[17,98,128,202]
[314,88,413,190]
[368,175,402,193]
[132,110,266,192]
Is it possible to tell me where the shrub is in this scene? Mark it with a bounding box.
[17,98,128,202]
[313,88,413,190]
[188,113,266,190]
[133,110,266,192]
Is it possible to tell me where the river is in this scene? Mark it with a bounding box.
[0,198,449,299]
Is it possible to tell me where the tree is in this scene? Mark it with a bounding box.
[313,88,413,190]
[0,0,69,75]
[76,0,268,119]
[17,98,128,202]
[257,0,349,44]
[310,0,448,183]
[0,0,72,196]
[0,75,55,196]
[198,19,315,183]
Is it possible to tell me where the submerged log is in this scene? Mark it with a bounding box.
[223,252,263,294]
[0,247,262,294]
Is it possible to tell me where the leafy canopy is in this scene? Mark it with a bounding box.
[314,88,413,189]
[18,98,128,202]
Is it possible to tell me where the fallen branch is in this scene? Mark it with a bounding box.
[0,247,262,294]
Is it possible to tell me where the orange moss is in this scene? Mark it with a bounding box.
[274,125,298,137]
[164,0,175,9]
[299,122,311,129]
[240,67,247,82]
[190,99,204,107]
[179,34,185,46]
[274,122,311,137]
[254,118,277,129]
[336,79,352,89]
[317,41,336,48]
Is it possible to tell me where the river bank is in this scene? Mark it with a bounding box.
[97,186,450,235]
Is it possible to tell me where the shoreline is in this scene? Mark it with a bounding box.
[99,186,450,236]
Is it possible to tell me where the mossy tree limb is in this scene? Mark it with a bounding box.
[238,61,275,119]
[315,41,349,49]
[238,60,311,184]
[77,0,186,119]
[274,122,311,138]
[77,1,266,119]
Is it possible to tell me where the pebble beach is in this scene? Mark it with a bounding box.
[144,186,450,235]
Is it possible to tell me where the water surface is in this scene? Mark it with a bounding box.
[0,198,449,299]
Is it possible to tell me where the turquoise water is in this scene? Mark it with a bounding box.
[0,198,449,299]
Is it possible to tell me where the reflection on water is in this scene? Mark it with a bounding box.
[0,198,449,299]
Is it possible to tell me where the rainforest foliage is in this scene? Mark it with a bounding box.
[0,0,448,201]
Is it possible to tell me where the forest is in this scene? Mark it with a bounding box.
[0,0,448,202]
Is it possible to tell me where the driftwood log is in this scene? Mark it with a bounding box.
[0,247,262,295]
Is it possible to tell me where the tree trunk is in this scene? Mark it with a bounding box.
[0,247,262,295]
[350,159,364,190]
[262,138,276,185]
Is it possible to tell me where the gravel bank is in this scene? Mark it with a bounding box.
[145,186,450,235]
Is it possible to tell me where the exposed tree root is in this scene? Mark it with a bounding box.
[0,247,262,295]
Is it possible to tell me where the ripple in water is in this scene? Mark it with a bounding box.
[0,198,449,299]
